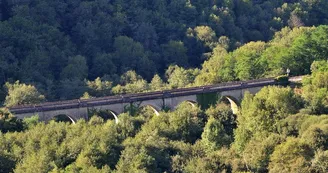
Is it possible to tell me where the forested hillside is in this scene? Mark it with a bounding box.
[1,1,328,172]
[1,61,328,172]
[1,0,328,103]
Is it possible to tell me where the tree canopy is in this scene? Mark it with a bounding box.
[1,0,328,172]
[0,0,328,103]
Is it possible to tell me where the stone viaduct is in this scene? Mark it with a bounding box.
[8,76,302,123]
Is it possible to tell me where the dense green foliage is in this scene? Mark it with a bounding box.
[1,0,328,103]
[4,81,45,107]
[2,63,328,172]
[1,0,328,172]
[3,25,328,104]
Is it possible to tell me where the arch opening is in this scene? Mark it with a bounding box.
[186,100,196,107]
[174,100,197,110]
[52,114,76,124]
[107,110,119,124]
[220,96,240,115]
[88,109,119,124]
[139,104,160,116]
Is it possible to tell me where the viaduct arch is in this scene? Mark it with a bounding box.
[220,96,240,114]
[52,114,77,123]
[138,104,161,116]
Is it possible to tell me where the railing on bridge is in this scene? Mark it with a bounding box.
[9,76,302,114]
